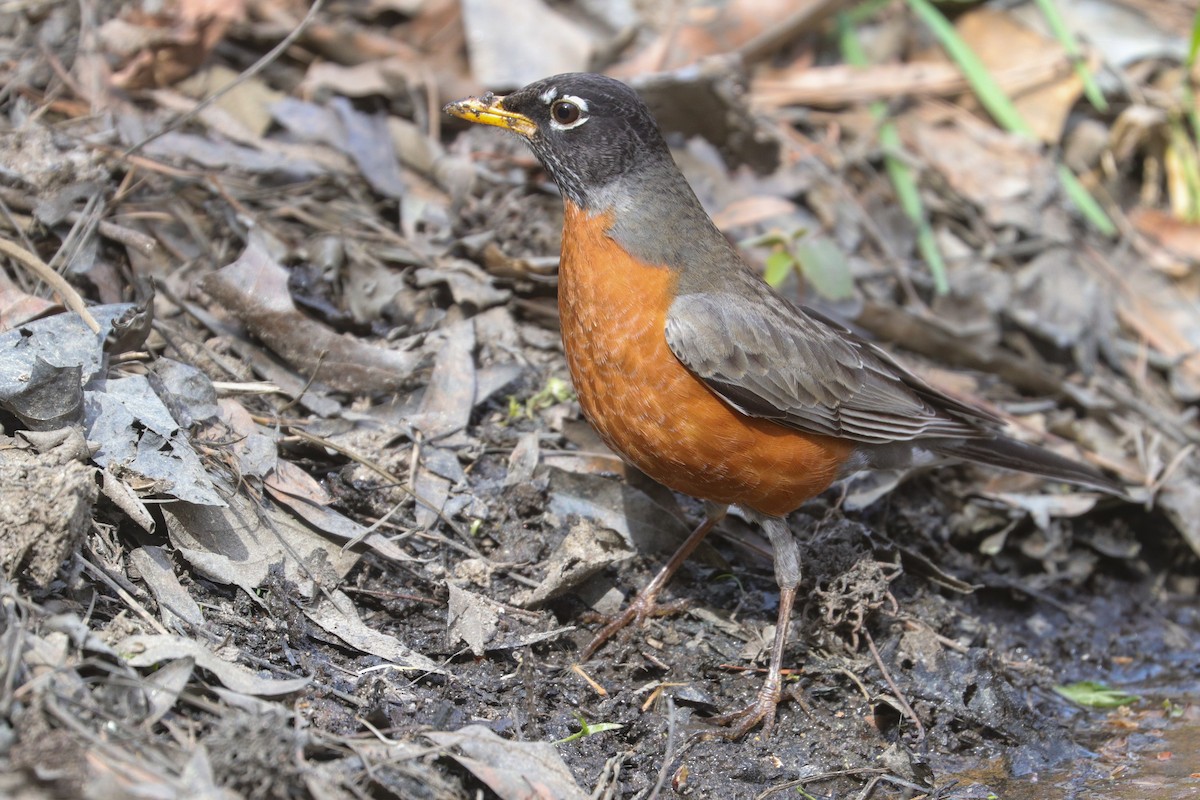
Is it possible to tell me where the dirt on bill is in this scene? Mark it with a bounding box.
[1,1,1199,799]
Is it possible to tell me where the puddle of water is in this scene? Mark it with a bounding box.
[1087,718,1200,800]
[943,702,1200,799]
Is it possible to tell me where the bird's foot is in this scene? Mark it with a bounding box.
[580,593,691,659]
[700,672,785,740]
[579,508,727,660]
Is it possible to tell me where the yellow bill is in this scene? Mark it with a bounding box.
[443,93,536,138]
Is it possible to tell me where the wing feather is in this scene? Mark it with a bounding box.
[664,284,1001,445]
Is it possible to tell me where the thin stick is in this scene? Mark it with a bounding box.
[0,237,100,332]
[646,695,678,800]
[863,628,925,741]
[124,0,328,156]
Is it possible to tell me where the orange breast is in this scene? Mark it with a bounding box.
[557,204,853,517]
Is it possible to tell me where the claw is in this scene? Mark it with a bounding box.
[580,597,690,659]
[702,673,785,739]
[578,509,726,659]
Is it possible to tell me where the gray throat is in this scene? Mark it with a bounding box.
[578,162,741,294]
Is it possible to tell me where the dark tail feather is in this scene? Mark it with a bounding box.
[938,436,1125,496]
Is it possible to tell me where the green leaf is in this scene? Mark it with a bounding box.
[1053,681,1140,708]
[792,236,855,301]
[763,250,796,287]
[554,713,624,744]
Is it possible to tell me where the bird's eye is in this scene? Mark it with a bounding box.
[551,100,581,126]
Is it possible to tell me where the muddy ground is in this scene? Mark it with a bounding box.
[1,1,1199,799]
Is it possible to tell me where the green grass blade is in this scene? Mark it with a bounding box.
[1168,120,1200,223]
[881,122,949,293]
[1186,8,1200,146]
[841,11,950,293]
[841,0,896,27]
[1189,5,1200,69]
[908,0,1114,235]
[1032,0,1108,112]
[838,10,869,66]
[906,0,1034,137]
[1056,164,1116,235]
[913,225,947,293]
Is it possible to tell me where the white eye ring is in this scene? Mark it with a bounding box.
[548,94,589,131]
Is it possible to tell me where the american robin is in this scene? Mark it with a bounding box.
[444,73,1122,738]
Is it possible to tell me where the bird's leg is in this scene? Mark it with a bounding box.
[706,515,799,739]
[580,503,728,659]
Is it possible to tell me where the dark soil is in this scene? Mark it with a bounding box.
[1,2,1198,800]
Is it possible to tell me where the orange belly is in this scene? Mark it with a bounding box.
[557,204,853,517]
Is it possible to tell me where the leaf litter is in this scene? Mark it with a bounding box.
[0,1,1198,799]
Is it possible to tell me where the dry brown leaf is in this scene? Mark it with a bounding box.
[130,546,205,628]
[410,319,477,442]
[164,488,359,598]
[106,0,246,90]
[1129,206,1200,277]
[1118,265,1200,402]
[954,7,1082,143]
[425,726,587,800]
[460,0,593,87]
[711,195,799,230]
[201,237,421,392]
[906,111,1066,237]
[300,57,414,98]
[752,55,1070,110]
[413,461,450,531]
[446,583,500,656]
[511,520,634,608]
[304,590,445,674]
[0,278,59,331]
[176,65,284,137]
[120,633,310,695]
[615,0,798,75]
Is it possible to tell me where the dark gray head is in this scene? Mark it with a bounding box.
[445,73,675,208]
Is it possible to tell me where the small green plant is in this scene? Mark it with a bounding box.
[1053,681,1140,708]
[554,712,623,744]
[748,229,854,301]
[1163,699,1186,719]
[505,376,574,422]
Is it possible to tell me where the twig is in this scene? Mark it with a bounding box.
[647,695,678,800]
[284,425,481,556]
[854,772,934,800]
[124,0,328,156]
[77,555,168,634]
[756,767,888,800]
[837,666,872,703]
[0,236,100,332]
[590,750,632,800]
[342,495,407,552]
[863,628,924,741]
